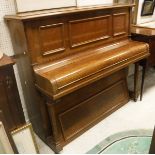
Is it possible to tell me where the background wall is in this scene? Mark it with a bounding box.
[0,0,29,121]
[15,0,76,12]
[137,0,155,24]
[0,0,15,56]
[77,0,113,6]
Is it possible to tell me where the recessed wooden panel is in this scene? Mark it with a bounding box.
[39,23,65,56]
[59,80,128,140]
[113,13,128,37]
[69,15,112,48]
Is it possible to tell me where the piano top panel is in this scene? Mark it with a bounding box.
[5,3,135,21]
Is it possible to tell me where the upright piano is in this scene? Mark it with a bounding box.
[5,3,150,152]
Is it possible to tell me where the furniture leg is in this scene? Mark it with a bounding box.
[140,60,147,101]
[149,126,155,154]
[134,62,140,102]
[46,101,63,153]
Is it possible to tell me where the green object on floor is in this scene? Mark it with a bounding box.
[87,129,153,154]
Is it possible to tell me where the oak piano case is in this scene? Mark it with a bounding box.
[5,3,149,152]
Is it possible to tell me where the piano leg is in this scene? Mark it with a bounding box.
[46,102,63,153]
[134,62,140,102]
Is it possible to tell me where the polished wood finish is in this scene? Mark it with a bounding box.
[132,25,155,36]
[46,69,129,152]
[69,15,112,47]
[5,3,149,152]
[39,23,65,56]
[131,25,155,66]
[58,80,127,140]
[34,40,149,100]
[113,12,129,36]
[6,6,131,66]
[0,55,25,131]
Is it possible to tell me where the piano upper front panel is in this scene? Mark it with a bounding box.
[69,15,112,48]
[24,7,130,65]
[113,12,129,37]
[39,23,66,56]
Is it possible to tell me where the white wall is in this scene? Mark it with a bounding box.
[15,0,76,12]
[0,0,15,56]
[15,0,113,12]
[77,0,113,6]
[0,0,29,121]
[137,0,155,24]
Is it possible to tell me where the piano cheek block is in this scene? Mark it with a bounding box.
[5,3,150,153]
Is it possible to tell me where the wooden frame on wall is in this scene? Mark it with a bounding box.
[11,123,39,154]
[113,0,135,3]
[14,0,77,12]
[0,111,18,154]
[141,0,155,16]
